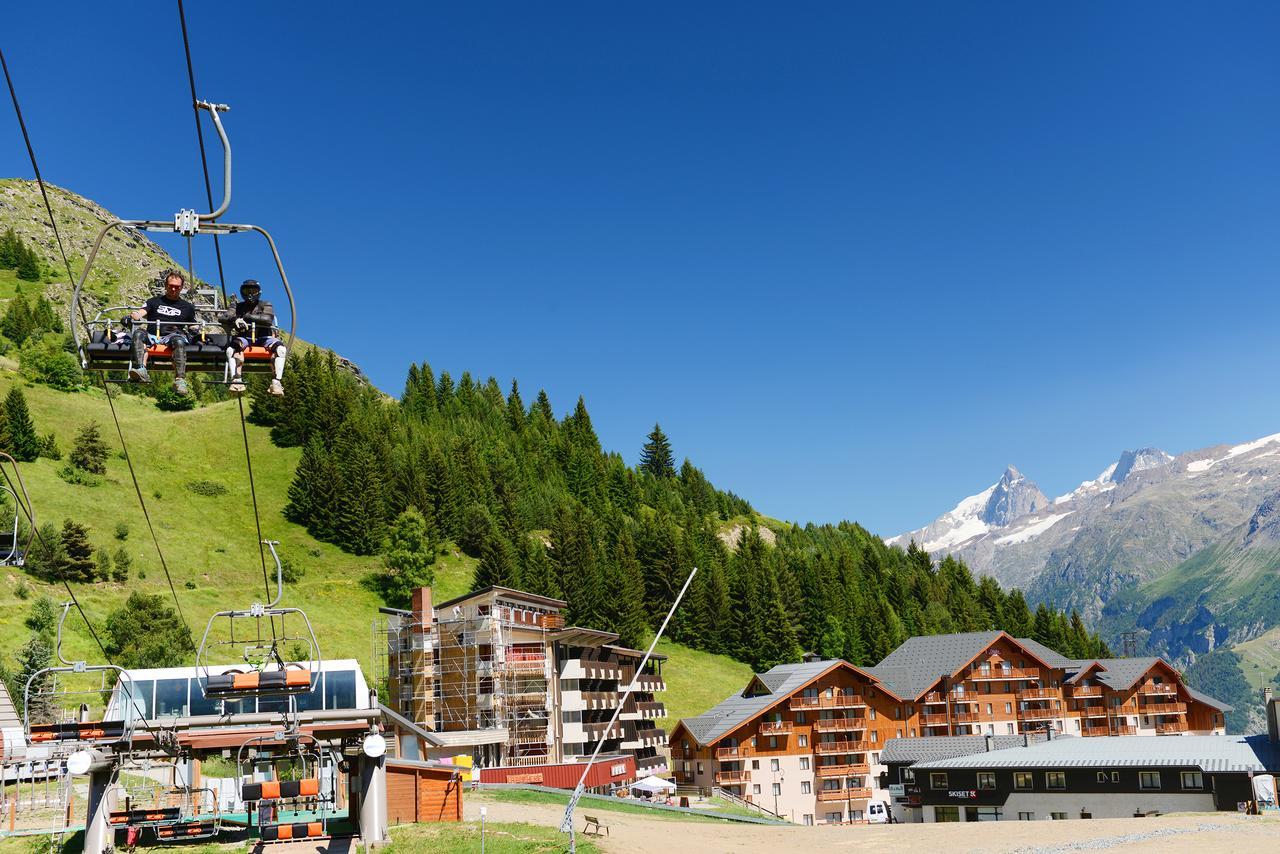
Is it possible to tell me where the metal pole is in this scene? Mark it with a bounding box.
[480,805,486,854]
[560,567,697,852]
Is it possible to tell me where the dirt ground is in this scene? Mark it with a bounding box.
[464,799,1280,853]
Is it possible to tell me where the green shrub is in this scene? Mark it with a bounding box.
[114,522,129,541]
[185,480,227,497]
[13,579,30,600]
[155,386,196,412]
[57,464,102,487]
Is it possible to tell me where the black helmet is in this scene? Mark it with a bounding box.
[240,279,262,299]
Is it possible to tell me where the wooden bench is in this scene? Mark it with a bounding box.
[583,815,609,836]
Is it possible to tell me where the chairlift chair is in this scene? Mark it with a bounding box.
[196,541,321,700]
[68,101,295,378]
[236,733,332,842]
[23,603,140,752]
[0,452,37,567]
[107,757,221,842]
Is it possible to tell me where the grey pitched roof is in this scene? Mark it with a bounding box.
[680,660,839,746]
[1013,638,1079,669]
[880,734,1051,765]
[1088,658,1163,691]
[914,734,1278,773]
[1185,685,1234,712]
[871,631,1004,699]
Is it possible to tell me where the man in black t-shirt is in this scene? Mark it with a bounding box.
[127,271,198,394]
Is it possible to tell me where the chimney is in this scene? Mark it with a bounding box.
[1266,687,1278,745]
[411,587,434,626]
[1022,733,1029,748]
[1046,727,1053,741]
[984,733,994,752]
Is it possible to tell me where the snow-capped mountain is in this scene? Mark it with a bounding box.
[890,433,1280,608]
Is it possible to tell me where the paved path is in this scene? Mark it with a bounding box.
[464,798,1280,853]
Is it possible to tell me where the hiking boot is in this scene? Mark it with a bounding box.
[268,379,285,397]
[174,378,190,395]
[128,365,151,384]
[228,376,246,396]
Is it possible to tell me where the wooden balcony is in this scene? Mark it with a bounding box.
[815,763,869,777]
[1081,725,1110,737]
[759,720,793,735]
[715,770,750,785]
[814,740,869,755]
[1138,682,1178,696]
[813,718,865,733]
[817,787,872,802]
[951,712,982,724]
[923,692,946,705]
[715,745,749,760]
[789,694,866,711]
[1017,707,1057,721]
[1079,705,1108,718]
[970,667,1040,681]
[921,713,950,726]
[674,771,696,784]
[1017,688,1058,701]
[1113,724,1137,736]
[1140,702,1187,715]
[1071,685,1103,697]
[1156,721,1188,734]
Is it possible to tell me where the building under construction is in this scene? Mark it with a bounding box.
[376,586,668,776]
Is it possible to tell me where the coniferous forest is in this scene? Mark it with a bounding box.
[255,351,1110,673]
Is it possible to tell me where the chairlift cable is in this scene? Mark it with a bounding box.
[176,0,276,613]
[99,373,198,652]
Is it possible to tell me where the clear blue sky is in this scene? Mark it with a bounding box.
[4,3,1279,536]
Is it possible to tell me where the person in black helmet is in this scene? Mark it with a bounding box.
[219,279,286,396]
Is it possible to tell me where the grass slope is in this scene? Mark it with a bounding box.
[654,638,752,734]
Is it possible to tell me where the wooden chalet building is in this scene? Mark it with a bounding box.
[668,631,1229,825]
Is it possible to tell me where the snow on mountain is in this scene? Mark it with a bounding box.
[888,465,1047,553]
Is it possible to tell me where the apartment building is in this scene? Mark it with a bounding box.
[668,630,1229,825]
[378,586,667,777]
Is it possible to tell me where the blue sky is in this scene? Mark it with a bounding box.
[4,3,1280,535]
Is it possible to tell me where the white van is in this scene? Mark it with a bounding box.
[867,800,890,824]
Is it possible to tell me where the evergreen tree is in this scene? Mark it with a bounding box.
[639,423,675,478]
[103,592,192,668]
[334,433,388,555]
[610,530,649,649]
[57,519,96,583]
[3,388,39,461]
[473,528,521,590]
[95,548,113,582]
[25,522,65,581]
[377,508,438,607]
[13,634,54,722]
[111,546,131,582]
[0,228,19,268]
[2,296,33,345]
[32,295,59,332]
[23,596,58,639]
[16,245,40,282]
[70,421,109,474]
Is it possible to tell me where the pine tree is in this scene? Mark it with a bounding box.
[103,592,192,668]
[57,520,96,583]
[0,228,19,268]
[639,423,675,478]
[25,522,65,581]
[16,245,40,282]
[334,433,388,555]
[518,536,561,599]
[2,296,33,345]
[70,421,109,474]
[473,528,521,590]
[611,530,649,648]
[95,548,113,582]
[13,634,54,722]
[32,296,59,332]
[506,380,525,433]
[111,546,131,582]
[4,388,39,462]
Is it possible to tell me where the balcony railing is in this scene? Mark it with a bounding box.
[1017,708,1058,721]
[1016,688,1058,700]
[1071,685,1103,697]
[1113,724,1138,736]
[970,667,1040,681]
[1156,721,1188,734]
[789,694,866,711]
[1079,705,1108,718]
[816,787,872,802]
[759,720,793,735]
[674,771,696,784]
[1081,725,1110,737]
[951,712,982,724]
[814,740,869,755]
[1140,702,1187,715]
[815,763,869,777]
[1138,682,1178,696]
[813,718,865,732]
[715,746,749,760]
[924,692,946,705]
[715,770,750,785]
[920,713,949,726]
[639,728,667,744]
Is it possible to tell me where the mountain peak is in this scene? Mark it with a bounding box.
[983,466,1048,527]
[1111,448,1172,485]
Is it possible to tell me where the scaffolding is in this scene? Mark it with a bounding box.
[375,595,563,765]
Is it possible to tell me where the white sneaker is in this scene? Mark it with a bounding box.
[174,378,190,395]
[269,379,284,397]
[228,377,246,396]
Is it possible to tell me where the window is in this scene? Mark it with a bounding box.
[1096,772,1107,783]
[1181,771,1203,789]
[802,814,813,826]
[154,678,189,718]
[1140,772,1161,791]
[902,769,915,782]
[870,708,877,720]
[1004,702,1012,714]
[1045,771,1066,790]
[895,706,903,719]
[772,783,781,796]
[1018,812,1035,821]
[801,781,812,794]
[324,670,357,710]
[930,773,948,790]
[1013,772,1033,790]
[795,712,806,724]
[799,757,810,770]
[770,759,780,772]
[871,731,878,743]
[977,772,996,790]
[986,703,993,715]
[1050,812,1067,820]
[696,763,704,774]
[769,736,778,749]
[872,752,880,765]
[910,729,917,737]
[798,734,808,748]
[896,729,903,739]
[934,806,960,822]
[1111,772,1119,782]
[825,811,843,824]
[1007,723,1015,734]
[965,807,1002,822]
[753,784,761,795]
[906,705,914,716]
